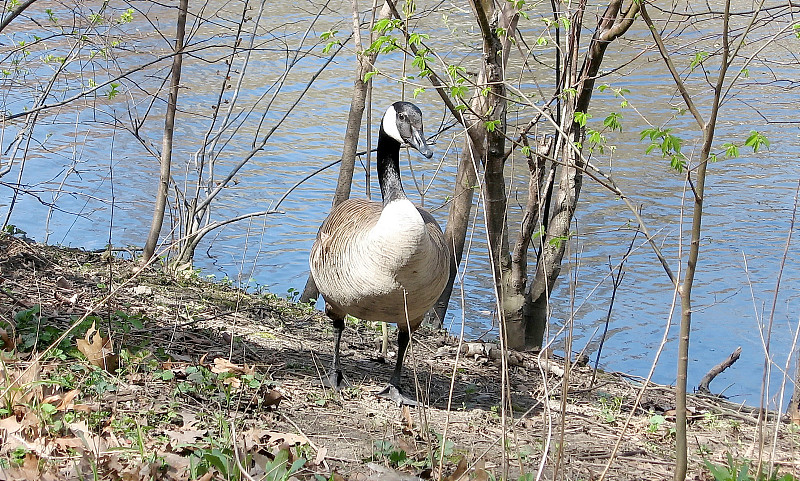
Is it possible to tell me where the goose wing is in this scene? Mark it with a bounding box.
[309,199,382,301]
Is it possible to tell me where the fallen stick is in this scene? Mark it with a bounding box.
[697,346,742,395]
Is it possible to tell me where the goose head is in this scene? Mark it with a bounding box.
[381,102,433,159]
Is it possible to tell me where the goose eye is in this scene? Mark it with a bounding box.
[398,112,407,120]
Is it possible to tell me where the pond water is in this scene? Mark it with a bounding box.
[2,1,798,409]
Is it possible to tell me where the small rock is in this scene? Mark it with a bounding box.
[132,285,153,296]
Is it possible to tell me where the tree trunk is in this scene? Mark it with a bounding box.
[140,0,188,266]
[524,0,638,349]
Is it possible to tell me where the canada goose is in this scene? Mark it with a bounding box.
[310,101,450,406]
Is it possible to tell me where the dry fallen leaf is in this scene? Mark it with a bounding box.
[68,420,105,455]
[264,389,283,409]
[57,389,79,411]
[401,405,414,435]
[313,446,327,466]
[442,456,468,481]
[473,459,489,481]
[361,462,422,481]
[164,428,208,448]
[1,361,42,407]
[160,452,193,480]
[54,436,86,451]
[76,324,119,372]
[262,430,308,447]
[211,357,255,376]
[0,328,19,351]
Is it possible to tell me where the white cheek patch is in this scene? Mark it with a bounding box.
[382,105,403,143]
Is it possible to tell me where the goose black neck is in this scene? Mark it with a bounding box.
[377,126,406,205]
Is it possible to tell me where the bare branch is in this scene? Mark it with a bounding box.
[0,0,37,34]
[697,346,742,395]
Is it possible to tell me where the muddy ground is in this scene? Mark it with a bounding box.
[0,235,797,480]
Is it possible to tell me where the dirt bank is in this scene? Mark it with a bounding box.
[0,235,797,480]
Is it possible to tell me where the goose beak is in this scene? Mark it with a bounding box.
[409,128,433,159]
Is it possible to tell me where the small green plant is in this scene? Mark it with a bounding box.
[646,413,666,434]
[9,447,28,466]
[704,452,799,481]
[261,448,306,481]
[744,130,769,153]
[285,287,300,302]
[597,395,622,424]
[2,224,26,236]
[697,444,713,456]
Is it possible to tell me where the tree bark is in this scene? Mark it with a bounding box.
[525,0,638,348]
[140,0,188,266]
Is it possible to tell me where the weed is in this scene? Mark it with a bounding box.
[697,444,713,456]
[260,448,306,481]
[704,452,799,481]
[646,413,666,434]
[2,224,26,236]
[286,287,300,302]
[371,439,419,469]
[597,395,623,424]
[9,447,28,466]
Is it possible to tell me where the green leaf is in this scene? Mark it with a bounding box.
[363,70,379,83]
[408,32,429,46]
[322,40,339,54]
[411,50,432,70]
[484,119,501,132]
[412,87,425,98]
[450,84,468,98]
[640,127,658,141]
[373,18,393,33]
[521,145,531,156]
[446,64,466,78]
[561,87,577,99]
[703,460,731,481]
[723,142,739,158]
[573,111,590,128]
[320,29,338,41]
[690,51,709,70]
[372,18,402,33]
[602,112,622,132]
[119,8,134,23]
[744,130,769,152]
[106,82,120,100]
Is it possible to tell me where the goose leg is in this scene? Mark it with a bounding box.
[323,315,350,390]
[377,330,418,406]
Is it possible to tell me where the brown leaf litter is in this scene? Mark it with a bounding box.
[0,235,798,480]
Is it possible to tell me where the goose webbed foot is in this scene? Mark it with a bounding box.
[377,384,418,407]
[322,369,351,391]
